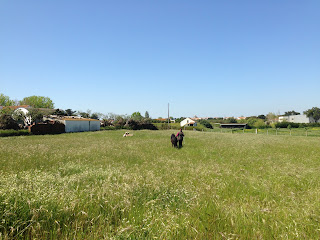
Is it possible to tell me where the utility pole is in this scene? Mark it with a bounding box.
[168,103,170,128]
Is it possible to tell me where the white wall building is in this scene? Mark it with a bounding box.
[278,114,319,124]
[180,117,197,127]
[59,118,100,133]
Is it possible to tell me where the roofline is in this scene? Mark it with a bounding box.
[61,118,100,121]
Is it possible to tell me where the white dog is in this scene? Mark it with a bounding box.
[123,132,133,137]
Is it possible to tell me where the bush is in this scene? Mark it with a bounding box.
[101,126,116,130]
[275,122,300,128]
[199,119,213,129]
[0,129,30,137]
[113,116,126,129]
[29,122,65,135]
[140,123,158,130]
[125,119,158,130]
[125,119,140,130]
[0,114,19,130]
[246,118,267,129]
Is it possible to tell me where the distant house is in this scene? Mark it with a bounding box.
[279,114,319,124]
[237,117,247,120]
[180,117,197,127]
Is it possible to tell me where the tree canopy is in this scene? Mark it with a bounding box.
[131,112,143,121]
[65,109,76,116]
[304,107,320,122]
[284,110,300,116]
[0,93,15,106]
[257,115,266,120]
[20,96,54,109]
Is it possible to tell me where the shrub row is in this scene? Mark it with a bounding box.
[274,122,320,128]
[125,119,158,130]
[0,130,30,137]
[102,121,158,131]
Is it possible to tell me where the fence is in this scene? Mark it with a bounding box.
[204,128,320,137]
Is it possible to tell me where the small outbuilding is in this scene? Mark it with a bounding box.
[59,117,100,133]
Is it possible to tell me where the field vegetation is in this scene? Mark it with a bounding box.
[1,130,320,239]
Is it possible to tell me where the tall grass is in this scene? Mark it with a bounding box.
[1,130,320,239]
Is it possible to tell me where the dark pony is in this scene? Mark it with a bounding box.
[171,134,178,148]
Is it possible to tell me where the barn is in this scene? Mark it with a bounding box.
[59,118,100,133]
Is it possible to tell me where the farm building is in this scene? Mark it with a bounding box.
[180,117,197,127]
[58,117,100,133]
[278,114,319,124]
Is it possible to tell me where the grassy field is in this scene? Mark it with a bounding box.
[1,130,320,239]
[209,127,320,137]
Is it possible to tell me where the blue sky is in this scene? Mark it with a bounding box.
[1,1,319,118]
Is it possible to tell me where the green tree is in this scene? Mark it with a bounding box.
[65,109,76,116]
[90,113,100,120]
[53,109,66,116]
[304,107,320,122]
[257,115,266,120]
[27,109,44,124]
[20,96,54,109]
[145,111,150,119]
[199,119,213,129]
[113,116,126,129]
[174,117,184,123]
[254,119,266,129]
[226,117,237,123]
[284,110,300,116]
[266,112,277,122]
[0,114,19,130]
[247,118,266,129]
[78,112,90,118]
[131,112,143,121]
[0,93,15,106]
[0,107,14,116]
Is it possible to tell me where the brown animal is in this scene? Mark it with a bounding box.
[171,134,178,148]
[123,132,133,137]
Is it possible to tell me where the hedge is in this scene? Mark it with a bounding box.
[0,130,30,137]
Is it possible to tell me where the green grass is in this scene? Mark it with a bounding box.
[0,129,30,137]
[1,130,320,239]
[207,127,320,137]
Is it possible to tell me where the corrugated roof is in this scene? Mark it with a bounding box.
[61,118,100,122]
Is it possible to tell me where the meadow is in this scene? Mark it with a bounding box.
[1,130,320,239]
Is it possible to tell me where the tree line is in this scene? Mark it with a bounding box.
[1,93,320,130]
[0,93,157,131]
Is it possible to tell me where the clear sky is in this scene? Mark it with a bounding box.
[1,1,319,118]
